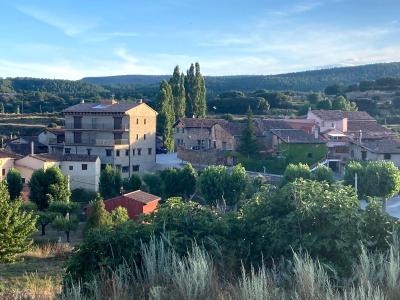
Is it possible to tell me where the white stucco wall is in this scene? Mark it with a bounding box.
[60,159,100,192]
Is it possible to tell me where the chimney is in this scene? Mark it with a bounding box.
[138,99,143,104]
[100,99,118,105]
[81,99,85,104]
[31,141,34,155]
[359,130,362,143]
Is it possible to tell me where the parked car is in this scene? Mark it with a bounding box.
[156,146,168,154]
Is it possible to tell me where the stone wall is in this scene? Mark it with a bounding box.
[177,147,234,166]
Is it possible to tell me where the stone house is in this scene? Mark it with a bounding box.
[349,139,400,167]
[38,128,65,154]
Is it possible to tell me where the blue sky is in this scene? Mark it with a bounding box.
[0,0,400,79]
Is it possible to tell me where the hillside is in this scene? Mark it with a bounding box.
[82,62,400,92]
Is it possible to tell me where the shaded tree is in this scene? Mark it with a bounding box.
[283,163,311,184]
[169,66,186,119]
[156,80,174,151]
[52,213,79,243]
[311,164,333,183]
[6,168,23,201]
[111,207,129,225]
[99,165,122,199]
[238,107,258,157]
[194,62,206,118]
[85,195,112,232]
[122,173,142,193]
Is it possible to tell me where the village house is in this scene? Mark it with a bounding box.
[0,149,23,181]
[5,136,48,156]
[38,128,65,154]
[349,138,400,167]
[63,99,157,177]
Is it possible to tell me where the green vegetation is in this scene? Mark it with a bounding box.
[6,168,23,201]
[0,182,37,262]
[238,107,259,157]
[156,80,175,151]
[98,165,122,199]
[277,143,327,165]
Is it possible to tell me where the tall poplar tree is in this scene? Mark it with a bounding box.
[194,62,206,118]
[239,107,259,157]
[157,80,174,151]
[169,66,186,120]
[184,63,196,117]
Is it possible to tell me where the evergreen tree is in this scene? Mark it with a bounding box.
[6,168,23,201]
[185,63,196,117]
[169,66,186,120]
[15,105,20,114]
[238,107,258,157]
[0,182,37,262]
[99,165,122,199]
[194,62,206,118]
[156,80,174,151]
[85,195,112,231]
[122,173,142,193]
[0,103,4,113]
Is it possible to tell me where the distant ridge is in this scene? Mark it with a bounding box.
[82,62,400,92]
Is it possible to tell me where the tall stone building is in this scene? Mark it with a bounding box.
[63,99,157,177]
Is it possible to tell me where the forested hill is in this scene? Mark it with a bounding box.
[82,62,400,92]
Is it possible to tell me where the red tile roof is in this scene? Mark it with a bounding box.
[123,190,161,204]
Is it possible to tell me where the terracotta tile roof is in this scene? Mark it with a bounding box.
[63,102,140,113]
[123,190,161,204]
[271,129,325,144]
[311,110,374,121]
[61,154,99,162]
[354,138,400,154]
[27,153,61,162]
[347,121,396,139]
[174,118,228,129]
[0,149,23,159]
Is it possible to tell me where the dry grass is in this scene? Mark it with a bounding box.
[0,242,73,300]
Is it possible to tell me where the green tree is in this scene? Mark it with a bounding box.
[332,95,357,111]
[198,164,247,208]
[324,83,344,95]
[179,163,197,199]
[6,168,23,201]
[14,104,20,114]
[29,167,71,210]
[85,195,112,231]
[52,213,79,243]
[316,99,332,110]
[311,164,333,183]
[307,93,323,104]
[0,182,37,262]
[156,80,174,151]
[37,211,58,236]
[99,165,122,199]
[122,173,142,193]
[185,63,196,117]
[344,160,400,211]
[142,173,163,196]
[194,62,206,118]
[283,163,311,184]
[169,66,186,120]
[0,103,4,113]
[111,207,129,225]
[48,201,80,216]
[238,107,259,157]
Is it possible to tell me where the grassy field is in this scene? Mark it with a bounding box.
[0,223,84,299]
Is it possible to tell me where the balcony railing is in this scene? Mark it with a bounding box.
[65,123,129,130]
[65,138,129,146]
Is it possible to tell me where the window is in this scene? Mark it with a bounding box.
[176,128,180,133]
[22,178,25,183]
[73,132,82,144]
[125,149,129,156]
[384,153,391,160]
[361,150,367,161]
[222,142,227,150]
[132,149,135,156]
[69,165,73,170]
[122,166,129,173]
[144,134,146,140]
[213,141,217,148]
[144,118,146,125]
[87,148,91,155]
[82,164,87,170]
[136,118,139,124]
[136,134,139,140]
[114,117,122,130]
[73,116,82,129]
[137,148,142,156]
[307,153,313,158]
[65,148,71,154]
[132,165,140,172]
[148,148,152,155]
[106,149,112,156]
[182,128,184,133]
[2,169,5,176]
[115,164,121,171]
[116,150,120,157]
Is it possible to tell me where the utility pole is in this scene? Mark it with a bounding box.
[355,173,358,195]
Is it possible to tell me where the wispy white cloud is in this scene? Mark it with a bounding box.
[16,5,97,37]
[267,1,324,17]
